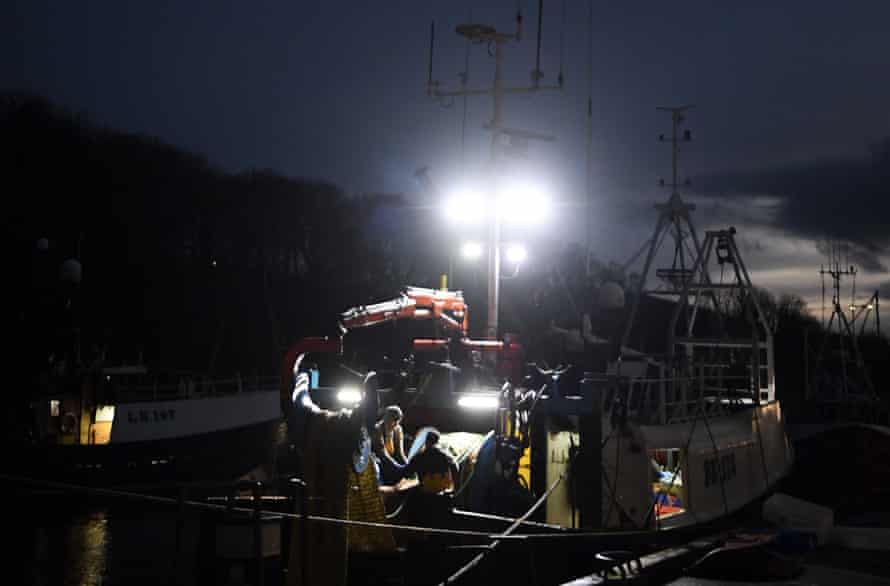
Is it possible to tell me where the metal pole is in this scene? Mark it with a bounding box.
[170,484,186,586]
[486,38,505,340]
[585,0,593,266]
[253,482,264,586]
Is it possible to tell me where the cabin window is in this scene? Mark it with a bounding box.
[650,448,686,520]
[50,400,60,417]
[91,405,115,445]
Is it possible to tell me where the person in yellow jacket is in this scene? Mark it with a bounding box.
[371,405,407,484]
[403,428,458,494]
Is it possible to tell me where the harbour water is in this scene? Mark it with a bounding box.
[9,490,205,586]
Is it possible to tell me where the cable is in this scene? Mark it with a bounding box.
[439,472,565,585]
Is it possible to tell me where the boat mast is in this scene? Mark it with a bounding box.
[812,246,875,400]
[426,3,562,338]
[620,105,702,351]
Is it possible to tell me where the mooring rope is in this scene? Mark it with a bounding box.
[440,472,564,585]
[0,473,495,539]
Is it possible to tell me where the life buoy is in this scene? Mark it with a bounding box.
[60,412,77,435]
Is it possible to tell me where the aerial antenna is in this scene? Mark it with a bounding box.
[460,9,473,168]
[584,0,594,269]
[533,0,544,86]
[427,21,436,91]
[558,0,566,86]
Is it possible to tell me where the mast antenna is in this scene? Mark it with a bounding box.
[813,251,875,400]
[425,6,563,339]
[620,105,702,350]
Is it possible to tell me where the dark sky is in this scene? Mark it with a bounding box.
[4,1,890,323]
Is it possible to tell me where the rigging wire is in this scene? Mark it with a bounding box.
[460,8,472,169]
[440,471,565,585]
[558,0,566,84]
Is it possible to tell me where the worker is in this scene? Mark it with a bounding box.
[403,428,458,494]
[372,405,407,484]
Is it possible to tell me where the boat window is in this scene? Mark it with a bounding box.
[650,448,686,521]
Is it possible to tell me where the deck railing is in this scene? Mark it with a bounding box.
[113,374,281,403]
[592,365,762,426]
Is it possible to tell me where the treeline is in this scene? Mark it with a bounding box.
[2,93,411,378]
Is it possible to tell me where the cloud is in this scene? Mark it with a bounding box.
[694,153,890,272]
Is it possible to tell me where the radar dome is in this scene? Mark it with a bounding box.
[599,281,625,310]
[59,258,82,285]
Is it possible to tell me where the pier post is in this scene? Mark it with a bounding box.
[170,484,187,586]
[252,481,264,586]
[578,373,602,529]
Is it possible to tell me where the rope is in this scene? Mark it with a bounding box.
[0,474,496,540]
[440,472,564,585]
[751,407,771,489]
[699,397,731,518]
[644,379,709,529]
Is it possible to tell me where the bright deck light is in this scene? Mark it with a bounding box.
[337,386,362,405]
[497,182,551,225]
[461,241,484,260]
[444,188,486,224]
[505,243,527,263]
[457,394,499,410]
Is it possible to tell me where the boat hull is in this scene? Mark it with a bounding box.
[10,390,284,488]
[8,418,283,488]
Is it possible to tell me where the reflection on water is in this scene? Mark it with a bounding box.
[16,496,195,586]
[25,507,111,586]
[65,510,108,586]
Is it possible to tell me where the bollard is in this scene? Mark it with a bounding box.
[290,477,309,586]
[170,484,187,586]
[283,476,308,585]
[252,481,264,586]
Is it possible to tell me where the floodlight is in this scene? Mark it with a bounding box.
[505,243,527,263]
[497,181,551,224]
[337,386,362,405]
[444,188,486,224]
[461,241,484,260]
[457,393,499,410]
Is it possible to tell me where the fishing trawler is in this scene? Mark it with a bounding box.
[9,258,282,486]
[278,213,795,583]
[13,362,282,486]
[272,11,794,585]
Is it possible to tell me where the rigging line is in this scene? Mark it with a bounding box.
[440,472,566,585]
[460,8,472,169]
[602,422,623,527]
[558,0,566,82]
[698,386,730,518]
[751,406,771,490]
[643,377,708,528]
[0,474,496,539]
[584,0,593,262]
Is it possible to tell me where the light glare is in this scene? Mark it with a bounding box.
[337,386,362,404]
[461,241,484,260]
[497,182,550,224]
[506,244,527,263]
[444,188,486,224]
[457,394,499,410]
